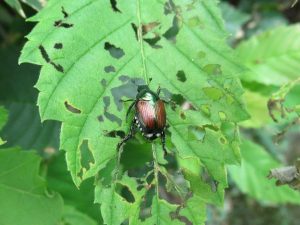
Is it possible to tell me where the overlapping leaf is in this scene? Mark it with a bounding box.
[20,0,248,224]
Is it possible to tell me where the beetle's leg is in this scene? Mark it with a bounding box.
[117,120,136,151]
[156,86,161,95]
[126,101,136,121]
[161,131,167,156]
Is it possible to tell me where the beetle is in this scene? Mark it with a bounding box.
[117,85,167,155]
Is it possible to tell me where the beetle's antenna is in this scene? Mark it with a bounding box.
[157,85,161,95]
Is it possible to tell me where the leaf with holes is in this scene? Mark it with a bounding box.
[20,0,248,224]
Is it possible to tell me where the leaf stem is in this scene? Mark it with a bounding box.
[136,0,149,85]
[152,143,160,224]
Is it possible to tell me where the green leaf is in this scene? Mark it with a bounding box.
[61,205,98,225]
[0,148,63,225]
[0,106,8,145]
[220,2,250,43]
[237,25,300,86]
[20,0,248,223]
[240,90,272,128]
[229,139,300,204]
[4,0,26,18]
[47,152,101,221]
[4,0,44,17]
[95,173,145,225]
[0,46,60,152]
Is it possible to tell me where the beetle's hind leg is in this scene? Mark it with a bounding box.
[161,131,167,156]
[117,120,136,151]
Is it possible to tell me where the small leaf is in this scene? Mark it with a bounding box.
[0,148,63,225]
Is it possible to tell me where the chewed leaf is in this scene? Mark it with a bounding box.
[20,0,248,224]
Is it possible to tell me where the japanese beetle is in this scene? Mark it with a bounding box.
[117,85,167,155]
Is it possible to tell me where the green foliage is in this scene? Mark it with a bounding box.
[4,0,43,17]
[61,205,98,225]
[47,152,101,221]
[0,148,63,225]
[229,140,300,204]
[237,25,300,86]
[19,0,249,223]
[0,46,60,152]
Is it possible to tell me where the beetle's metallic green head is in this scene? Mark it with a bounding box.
[137,85,150,93]
[136,85,159,101]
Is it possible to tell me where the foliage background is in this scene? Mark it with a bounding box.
[1,0,300,224]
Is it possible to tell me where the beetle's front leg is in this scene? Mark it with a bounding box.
[161,131,167,156]
[117,120,136,151]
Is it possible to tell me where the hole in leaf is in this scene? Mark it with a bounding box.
[61,6,69,18]
[104,65,116,73]
[54,20,73,28]
[39,45,64,73]
[203,87,223,101]
[64,101,81,114]
[144,36,162,49]
[201,168,218,193]
[39,45,50,63]
[131,23,138,40]
[98,115,104,122]
[111,77,144,111]
[100,79,107,87]
[79,139,95,171]
[54,43,63,49]
[104,130,125,138]
[139,187,155,221]
[163,16,181,42]
[171,94,186,106]
[176,70,186,82]
[104,42,125,59]
[164,0,176,15]
[110,0,121,13]
[103,96,122,126]
[188,126,205,141]
[117,184,135,203]
[170,207,193,225]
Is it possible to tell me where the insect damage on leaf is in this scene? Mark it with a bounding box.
[54,6,73,28]
[104,42,125,59]
[110,0,121,13]
[20,0,249,224]
[64,101,81,114]
[39,45,64,72]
